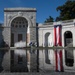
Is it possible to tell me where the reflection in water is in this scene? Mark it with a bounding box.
[0,50,5,72]
[45,49,50,64]
[0,41,9,72]
[45,32,50,64]
[10,41,28,72]
[11,49,28,72]
[45,32,53,64]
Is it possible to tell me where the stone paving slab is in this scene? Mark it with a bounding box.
[0,72,75,75]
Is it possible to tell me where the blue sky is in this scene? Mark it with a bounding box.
[0,0,66,23]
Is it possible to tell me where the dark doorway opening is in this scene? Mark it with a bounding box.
[18,34,23,42]
[64,31,74,67]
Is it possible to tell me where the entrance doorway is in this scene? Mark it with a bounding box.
[64,31,74,67]
[11,17,28,47]
[18,34,23,42]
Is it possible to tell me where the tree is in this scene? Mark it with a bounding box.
[56,1,75,21]
[44,16,54,23]
[55,17,61,22]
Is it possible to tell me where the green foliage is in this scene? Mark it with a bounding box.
[56,1,75,21]
[44,1,75,22]
[44,16,54,23]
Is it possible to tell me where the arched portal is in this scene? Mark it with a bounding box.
[64,31,74,67]
[11,17,28,47]
[10,17,29,72]
[45,32,53,64]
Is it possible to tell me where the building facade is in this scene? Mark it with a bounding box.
[0,8,37,72]
[38,20,75,72]
[0,8,75,72]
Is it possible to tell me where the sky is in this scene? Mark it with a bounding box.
[0,0,66,23]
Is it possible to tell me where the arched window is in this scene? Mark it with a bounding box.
[11,17,28,28]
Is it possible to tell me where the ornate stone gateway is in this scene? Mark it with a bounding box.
[4,8,37,46]
[3,8,37,72]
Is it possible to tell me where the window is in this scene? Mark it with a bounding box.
[19,25,22,28]
[23,25,25,27]
[19,22,21,24]
[18,55,23,64]
[18,34,23,42]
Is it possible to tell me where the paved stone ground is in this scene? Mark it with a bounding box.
[1,68,75,75]
[0,72,75,75]
[1,69,75,75]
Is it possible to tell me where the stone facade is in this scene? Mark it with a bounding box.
[0,8,37,72]
[38,20,75,72]
[3,8,36,46]
[0,8,75,72]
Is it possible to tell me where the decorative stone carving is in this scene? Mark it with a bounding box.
[18,12,23,16]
